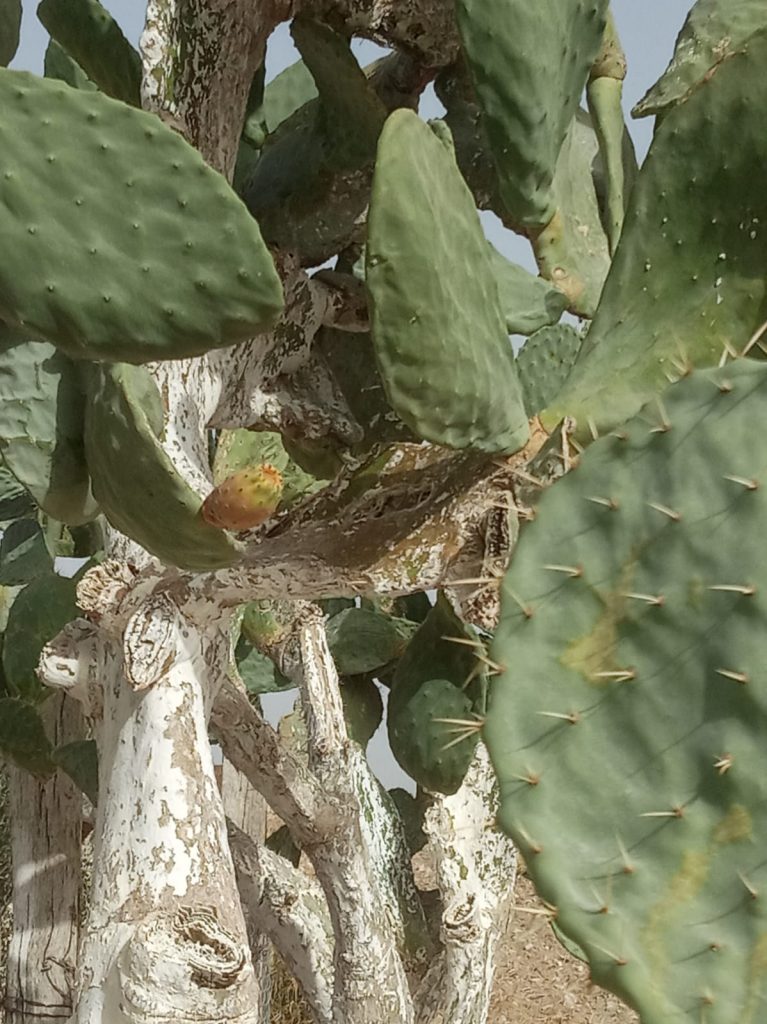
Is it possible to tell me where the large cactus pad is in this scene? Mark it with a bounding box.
[366,110,528,455]
[0,70,282,362]
[543,26,767,438]
[455,0,608,230]
[487,359,767,1022]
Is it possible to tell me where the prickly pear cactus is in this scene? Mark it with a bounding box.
[388,596,486,794]
[516,324,584,417]
[85,363,242,570]
[366,109,528,454]
[487,359,767,1023]
[0,332,98,525]
[633,0,767,118]
[543,24,767,437]
[0,0,20,67]
[0,69,283,362]
[455,0,608,231]
[37,0,142,105]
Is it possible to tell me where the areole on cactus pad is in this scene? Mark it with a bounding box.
[486,358,767,1023]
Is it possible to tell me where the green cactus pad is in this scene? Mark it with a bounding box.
[326,607,416,676]
[0,520,53,586]
[37,0,141,105]
[388,596,484,794]
[0,462,34,525]
[247,57,317,144]
[487,359,767,1022]
[531,110,615,317]
[0,697,55,776]
[291,17,385,165]
[52,739,98,803]
[2,572,78,702]
[84,364,243,571]
[516,324,584,416]
[241,18,385,264]
[366,110,528,455]
[543,27,767,439]
[0,69,283,363]
[0,0,20,66]
[488,246,567,336]
[633,0,767,118]
[455,0,608,230]
[234,638,293,696]
[388,788,428,855]
[340,675,384,748]
[44,38,97,91]
[0,334,98,525]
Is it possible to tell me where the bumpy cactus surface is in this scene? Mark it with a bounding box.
[455,0,608,231]
[0,69,282,362]
[388,597,486,794]
[633,0,767,118]
[2,3,767,1021]
[487,360,767,1021]
[366,110,528,454]
[516,323,583,416]
[543,24,767,437]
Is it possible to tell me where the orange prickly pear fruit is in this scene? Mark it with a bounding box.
[201,464,283,531]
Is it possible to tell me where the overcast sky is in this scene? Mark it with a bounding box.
[8,1,695,787]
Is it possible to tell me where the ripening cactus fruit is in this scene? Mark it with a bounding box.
[201,464,284,532]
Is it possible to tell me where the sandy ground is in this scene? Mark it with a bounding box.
[488,872,637,1024]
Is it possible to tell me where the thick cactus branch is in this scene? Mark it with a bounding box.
[229,821,335,1024]
[142,0,293,177]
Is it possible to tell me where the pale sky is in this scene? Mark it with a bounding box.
[8,1,695,788]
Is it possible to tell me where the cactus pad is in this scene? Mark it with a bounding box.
[488,245,567,336]
[340,675,384,748]
[36,0,141,105]
[0,333,98,525]
[633,0,767,118]
[0,69,283,362]
[388,596,485,794]
[366,109,528,455]
[532,110,614,316]
[487,359,767,1022]
[542,27,767,438]
[84,363,242,571]
[0,697,55,776]
[325,607,416,676]
[516,324,583,416]
[2,572,78,702]
[201,464,283,532]
[0,0,20,67]
[44,38,97,91]
[455,0,608,230]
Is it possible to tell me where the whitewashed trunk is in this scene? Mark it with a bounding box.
[71,621,260,1024]
[4,694,82,1024]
